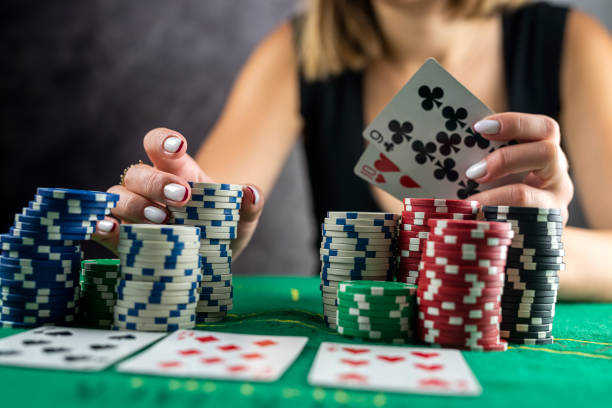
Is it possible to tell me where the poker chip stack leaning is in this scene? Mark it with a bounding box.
[79,259,120,328]
[114,224,201,331]
[320,212,400,329]
[483,206,563,345]
[0,188,118,328]
[416,219,514,351]
[168,182,242,323]
[398,199,479,285]
[336,281,417,343]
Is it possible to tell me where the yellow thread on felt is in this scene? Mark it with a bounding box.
[185,380,199,391]
[555,338,612,346]
[240,383,255,396]
[516,346,612,360]
[334,390,350,404]
[312,388,326,401]
[291,288,300,302]
[282,388,301,398]
[255,318,321,330]
[130,377,144,388]
[373,393,387,407]
[168,380,181,390]
[202,382,217,393]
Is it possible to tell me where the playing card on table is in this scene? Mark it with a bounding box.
[117,330,308,382]
[0,326,165,371]
[308,342,482,396]
[360,58,521,200]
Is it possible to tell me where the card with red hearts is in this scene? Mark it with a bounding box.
[117,330,308,382]
[308,342,482,395]
[353,143,423,198]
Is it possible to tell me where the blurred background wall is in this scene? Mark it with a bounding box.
[1,1,610,277]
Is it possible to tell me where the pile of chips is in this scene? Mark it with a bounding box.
[168,182,241,323]
[417,219,514,351]
[0,188,118,328]
[114,224,201,331]
[484,206,563,345]
[319,212,399,329]
[79,259,120,328]
[397,199,478,284]
[336,281,417,343]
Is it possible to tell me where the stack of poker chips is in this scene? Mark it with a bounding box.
[114,224,201,331]
[417,219,514,351]
[336,281,417,343]
[168,182,241,323]
[319,212,399,329]
[397,199,478,285]
[483,206,563,345]
[0,188,118,328]
[79,259,120,328]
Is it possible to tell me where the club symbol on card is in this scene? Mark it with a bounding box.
[342,347,370,354]
[457,180,480,199]
[418,85,444,110]
[253,339,277,347]
[64,355,90,362]
[376,355,405,363]
[43,347,70,354]
[338,373,368,383]
[44,330,73,337]
[0,349,20,356]
[464,128,490,149]
[414,363,444,371]
[388,120,413,145]
[412,140,437,164]
[108,334,136,341]
[436,132,462,156]
[90,344,117,351]
[340,358,369,366]
[434,159,459,182]
[410,351,439,359]
[22,340,50,346]
[442,106,468,131]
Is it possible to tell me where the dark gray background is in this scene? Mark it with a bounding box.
[0,1,609,277]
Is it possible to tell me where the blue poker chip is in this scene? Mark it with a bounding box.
[121,252,200,264]
[199,291,233,301]
[190,194,240,203]
[117,307,195,318]
[0,298,77,309]
[0,277,76,289]
[14,214,97,228]
[201,268,231,276]
[0,233,77,247]
[121,232,200,244]
[200,256,232,263]
[0,292,78,303]
[199,284,231,294]
[322,237,391,245]
[9,227,90,241]
[116,281,199,291]
[116,295,198,304]
[0,313,76,324]
[33,195,116,208]
[36,188,120,202]
[200,274,230,282]
[119,241,195,251]
[121,259,201,269]
[322,249,384,258]
[21,208,106,222]
[320,270,392,281]
[322,224,394,233]
[1,249,82,262]
[199,233,237,240]
[182,202,241,211]
[175,212,238,221]
[187,182,241,191]
[327,212,398,220]
[120,273,202,283]
[0,255,80,268]
[198,226,236,233]
[173,219,238,226]
[117,301,195,311]
[27,201,111,215]
[321,229,393,239]
[0,284,77,296]
[321,242,388,252]
[116,288,198,298]
[0,268,78,282]
[119,266,201,277]
[320,262,388,272]
[115,313,195,324]
[1,242,81,254]
[327,218,395,226]
[0,305,77,318]
[12,221,95,234]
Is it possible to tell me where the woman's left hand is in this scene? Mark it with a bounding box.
[465,112,574,224]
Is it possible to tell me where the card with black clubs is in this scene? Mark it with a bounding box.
[356,58,523,199]
[0,326,165,371]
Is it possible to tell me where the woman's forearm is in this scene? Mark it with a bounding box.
[557,227,612,302]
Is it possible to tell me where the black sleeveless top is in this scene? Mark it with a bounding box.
[297,2,588,232]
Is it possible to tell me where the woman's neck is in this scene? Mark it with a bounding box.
[371,0,490,67]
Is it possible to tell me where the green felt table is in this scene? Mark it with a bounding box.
[1,276,611,407]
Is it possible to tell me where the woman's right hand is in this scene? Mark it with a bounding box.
[92,128,264,259]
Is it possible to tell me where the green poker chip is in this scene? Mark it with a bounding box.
[337,291,416,305]
[339,281,417,296]
[337,324,410,340]
[337,298,414,311]
[81,269,121,279]
[336,311,414,324]
[336,305,412,318]
[82,259,120,271]
[336,317,412,332]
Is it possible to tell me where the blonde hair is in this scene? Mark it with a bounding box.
[298,0,528,80]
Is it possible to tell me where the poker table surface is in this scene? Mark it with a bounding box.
[1,275,611,408]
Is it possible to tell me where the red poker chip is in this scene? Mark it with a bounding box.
[428,234,514,247]
[419,310,501,326]
[419,318,500,332]
[401,224,431,232]
[418,324,500,339]
[403,198,479,208]
[402,211,477,220]
[419,332,502,346]
[425,241,508,253]
[416,287,502,301]
[431,228,514,240]
[399,230,430,239]
[423,248,508,261]
[419,261,505,275]
[397,262,421,269]
[404,205,478,214]
[419,270,505,285]
[417,297,501,311]
[419,306,502,320]
[427,219,511,231]
[398,249,423,258]
[452,341,508,352]
[418,278,504,291]
[420,255,507,267]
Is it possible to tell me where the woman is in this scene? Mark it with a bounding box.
[93,0,612,301]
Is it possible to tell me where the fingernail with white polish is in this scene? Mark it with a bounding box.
[474,120,500,134]
[97,220,115,233]
[163,136,183,153]
[247,186,260,205]
[164,183,188,202]
[466,160,488,179]
[144,206,168,223]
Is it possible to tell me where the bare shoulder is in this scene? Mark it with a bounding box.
[241,21,297,81]
[563,9,612,73]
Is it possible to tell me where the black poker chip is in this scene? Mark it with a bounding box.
[506,275,560,284]
[500,315,554,324]
[504,337,554,345]
[501,302,556,311]
[506,262,565,270]
[502,288,558,297]
[482,206,561,215]
[502,295,557,304]
[506,269,560,278]
[500,329,552,338]
[508,247,565,257]
[483,212,563,222]
[486,218,564,231]
[508,256,564,264]
[501,309,555,318]
[504,283,559,292]
[500,323,553,332]
[511,235,563,243]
